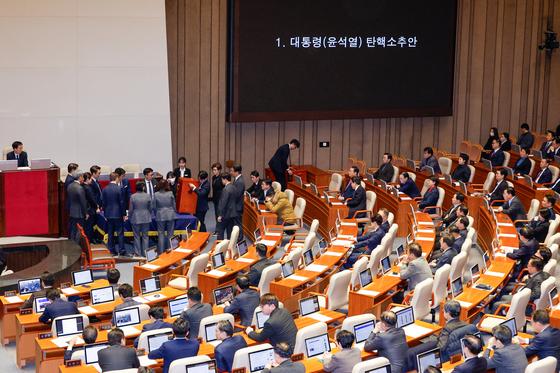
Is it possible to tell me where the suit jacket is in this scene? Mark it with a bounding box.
[214,335,247,372]
[436,318,470,355]
[233,175,245,214]
[261,188,274,203]
[218,183,238,219]
[434,248,458,272]
[541,141,554,154]
[489,180,508,203]
[441,204,461,229]
[262,359,305,373]
[67,182,87,219]
[83,184,98,214]
[148,338,199,373]
[524,270,551,302]
[419,187,439,214]
[346,186,366,218]
[451,357,488,373]
[248,258,276,286]
[552,178,560,194]
[154,191,176,221]
[180,302,213,340]
[364,327,408,373]
[451,164,471,183]
[323,347,362,373]
[247,180,263,201]
[91,178,103,205]
[513,157,532,175]
[517,132,534,149]
[500,139,512,152]
[507,238,538,269]
[535,167,553,184]
[341,181,354,200]
[524,326,560,371]
[248,307,298,347]
[530,219,550,243]
[399,179,421,198]
[194,179,210,213]
[268,144,291,174]
[120,178,131,210]
[547,146,560,159]
[6,150,29,167]
[380,221,390,233]
[98,344,140,372]
[484,343,528,373]
[133,319,174,347]
[420,156,441,174]
[224,288,260,326]
[102,183,125,219]
[64,174,75,190]
[173,167,192,179]
[399,257,432,291]
[39,298,79,323]
[452,234,466,253]
[129,192,152,225]
[501,197,527,221]
[212,175,224,203]
[354,227,385,254]
[373,163,395,183]
[490,149,506,167]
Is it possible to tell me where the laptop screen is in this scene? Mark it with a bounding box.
[169,235,181,250]
[256,311,269,329]
[550,287,558,306]
[212,252,225,269]
[34,297,49,314]
[359,268,373,288]
[483,251,490,269]
[303,249,314,266]
[237,240,249,256]
[168,297,189,317]
[140,276,161,294]
[500,318,517,337]
[451,277,463,297]
[305,333,331,358]
[55,316,84,337]
[213,286,234,305]
[396,307,415,328]
[380,256,391,274]
[354,320,375,343]
[204,322,218,342]
[254,228,262,242]
[90,286,115,305]
[146,246,158,262]
[147,331,173,352]
[248,348,274,373]
[299,295,320,316]
[72,269,94,286]
[18,278,41,295]
[282,261,295,278]
[114,307,141,328]
[417,348,442,373]
[470,264,480,280]
[186,359,217,373]
[293,175,303,186]
[365,365,391,373]
[396,244,405,257]
[84,343,109,365]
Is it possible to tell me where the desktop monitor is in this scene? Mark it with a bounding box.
[186,359,217,373]
[395,307,415,328]
[254,228,262,242]
[299,295,320,317]
[248,348,274,373]
[168,297,189,317]
[169,235,181,250]
[84,343,109,365]
[114,307,141,328]
[305,333,331,358]
[55,315,84,337]
[212,252,225,269]
[204,322,218,342]
[310,183,319,195]
[359,268,373,288]
[457,180,468,194]
[34,297,50,314]
[237,240,249,257]
[417,348,442,373]
[444,174,452,184]
[90,286,115,305]
[423,166,435,176]
[146,246,158,262]
[303,249,314,267]
[281,261,295,278]
[531,149,543,158]
[323,191,333,203]
[380,256,391,274]
[213,285,235,305]
[147,331,173,352]
[470,264,480,281]
[364,365,391,373]
[406,159,416,170]
[72,269,94,286]
[409,204,418,228]
[550,287,558,307]
[256,311,269,329]
[500,318,518,337]
[140,276,161,294]
[353,320,375,343]
[18,278,41,295]
[396,244,405,258]
[523,175,533,188]
[293,174,303,186]
[451,277,464,297]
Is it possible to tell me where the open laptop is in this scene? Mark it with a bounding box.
[396,244,405,258]
[186,359,217,373]
[147,331,173,352]
[359,268,373,288]
[33,297,50,314]
[353,319,375,349]
[531,149,543,159]
[305,333,331,358]
[550,287,558,307]
[366,173,375,184]
[253,228,262,242]
[90,286,115,305]
[169,235,181,250]
[72,269,94,287]
[417,348,442,373]
[395,306,415,329]
[470,264,481,283]
[237,240,249,257]
[523,175,533,188]
[212,252,226,269]
[248,347,274,373]
[303,249,314,267]
[0,160,17,171]
[30,159,51,169]
[377,179,388,190]
[482,251,491,271]
[299,295,320,317]
[114,307,141,328]
[168,297,189,317]
[423,166,435,176]
[18,278,41,295]
[281,260,295,278]
[55,315,84,338]
[146,246,158,262]
[140,276,161,294]
[380,256,392,275]
[204,322,220,345]
[255,310,269,329]
[500,318,517,337]
[406,159,416,170]
[293,174,303,187]
[84,343,109,366]
[481,158,493,170]
[213,285,234,305]
[451,277,464,297]
[310,183,319,195]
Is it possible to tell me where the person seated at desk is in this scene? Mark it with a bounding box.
[482,127,500,156]
[215,320,248,373]
[396,172,421,198]
[134,306,173,347]
[258,179,274,203]
[499,131,512,152]
[223,275,260,327]
[429,235,458,274]
[341,166,360,199]
[246,294,298,348]
[541,194,556,222]
[497,187,527,221]
[418,176,439,214]
[547,136,560,158]
[113,284,141,320]
[343,214,385,269]
[39,289,79,324]
[21,271,54,309]
[98,328,140,372]
[173,156,192,179]
[364,311,408,373]
[484,324,528,373]
[395,243,432,304]
[262,342,305,373]
[345,176,366,219]
[420,147,441,174]
[513,147,532,175]
[148,317,199,373]
[180,286,213,340]
[529,209,551,243]
[107,268,121,291]
[535,246,552,266]
[247,243,276,286]
[517,123,535,149]
[525,310,560,370]
[541,130,556,154]
[6,140,29,167]
[451,153,471,183]
[489,138,505,167]
[450,224,468,253]
[451,334,487,373]
[247,170,263,200]
[378,208,391,233]
[322,330,361,373]
[64,325,98,361]
[439,193,465,231]
[373,153,395,183]
[264,190,297,225]
[486,168,509,205]
[534,157,553,184]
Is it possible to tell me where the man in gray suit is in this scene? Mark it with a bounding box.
[399,243,432,291]
[98,328,140,372]
[364,311,408,373]
[67,171,87,242]
[223,275,260,326]
[153,180,176,253]
[484,324,528,373]
[262,342,304,373]
[112,284,141,322]
[180,287,213,340]
[217,173,238,240]
[129,182,152,257]
[323,330,361,373]
[231,164,245,241]
[498,187,527,221]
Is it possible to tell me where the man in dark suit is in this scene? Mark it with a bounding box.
[268,139,300,191]
[102,172,126,255]
[530,209,551,243]
[180,287,213,340]
[247,170,263,200]
[173,156,192,179]
[499,132,512,151]
[344,214,385,269]
[215,320,248,372]
[397,172,421,198]
[247,243,276,286]
[39,289,80,323]
[6,141,29,167]
[430,235,458,273]
[247,294,298,348]
[419,176,440,214]
[89,165,103,206]
[484,325,528,373]
[262,342,305,373]
[451,153,471,183]
[231,164,245,240]
[513,147,532,175]
[259,179,274,203]
[364,311,408,373]
[450,225,467,253]
[506,227,539,277]
[143,167,157,199]
[487,169,509,204]
[189,171,210,232]
[63,325,98,361]
[148,317,199,373]
[64,163,79,190]
[420,147,441,174]
[541,130,555,154]
[534,158,553,184]
[67,171,87,242]
[489,138,506,167]
[133,306,173,347]
[224,275,260,326]
[21,271,54,310]
[373,153,395,183]
[517,123,535,149]
[452,334,487,373]
[115,167,131,210]
[345,176,366,219]
[551,175,560,194]
[525,310,560,371]
[216,173,237,240]
[547,137,560,159]
[83,172,100,241]
[322,330,361,373]
[498,187,527,221]
[98,328,140,372]
[440,193,465,230]
[341,166,360,199]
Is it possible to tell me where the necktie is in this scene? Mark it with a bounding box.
[148,182,153,198]
[15,154,19,160]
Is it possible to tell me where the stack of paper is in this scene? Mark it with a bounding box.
[305,264,328,272]
[61,288,79,296]
[121,325,140,337]
[258,239,277,246]
[341,222,356,227]
[357,289,379,297]
[132,296,148,304]
[484,271,504,277]
[141,263,159,270]
[331,239,354,247]
[236,257,254,263]
[480,317,505,330]
[4,296,23,303]
[323,251,343,257]
[174,248,192,254]
[403,324,432,338]
[78,306,98,314]
[287,275,308,282]
[207,269,227,277]
[307,313,332,322]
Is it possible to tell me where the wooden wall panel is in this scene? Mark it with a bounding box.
[165,0,560,178]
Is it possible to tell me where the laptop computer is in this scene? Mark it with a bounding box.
[55,315,84,337]
[186,360,217,373]
[407,159,417,170]
[140,276,161,294]
[18,278,42,295]
[451,277,464,297]
[0,160,18,171]
[72,269,94,287]
[147,331,173,352]
[90,286,115,305]
[255,310,270,329]
[282,260,295,278]
[359,268,373,288]
[299,295,320,317]
[353,319,375,348]
[248,348,274,373]
[549,287,558,307]
[213,285,235,305]
[395,307,415,328]
[293,174,303,187]
[500,318,517,337]
[237,240,249,256]
[417,348,442,373]
[146,246,158,262]
[303,249,314,267]
[114,307,141,328]
[305,333,331,358]
[84,343,109,365]
[30,159,51,169]
[168,297,189,317]
[380,256,392,275]
[212,252,226,269]
[33,297,50,314]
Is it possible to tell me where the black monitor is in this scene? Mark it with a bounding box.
[395,306,415,328]
[146,246,159,262]
[380,256,391,274]
[248,348,274,373]
[147,331,173,352]
[353,320,375,343]
[169,235,181,250]
[140,276,161,294]
[90,286,115,305]
[186,359,217,373]
[366,173,375,184]
[305,332,331,358]
[451,277,463,298]
[84,343,109,365]
[212,252,226,269]
[299,295,320,317]
[168,297,189,317]
[55,315,84,337]
[303,249,314,266]
[281,260,295,278]
[213,285,235,305]
[114,307,141,328]
[500,318,517,337]
[416,348,442,373]
[72,269,94,286]
[359,268,373,288]
[237,240,249,256]
[255,310,269,329]
[18,278,41,295]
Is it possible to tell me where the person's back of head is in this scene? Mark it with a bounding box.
[67,163,79,173]
[217,320,234,338]
[41,271,55,288]
[108,328,125,346]
[273,342,293,360]
[46,288,61,301]
[114,167,125,176]
[137,367,154,373]
[107,268,121,285]
[492,324,512,346]
[380,311,397,328]
[236,275,250,290]
[423,367,442,373]
[408,243,423,259]
[443,300,461,319]
[232,164,242,174]
[148,306,165,320]
[187,286,202,303]
[83,325,98,344]
[255,243,267,258]
[260,293,279,308]
[172,317,189,338]
[118,283,133,299]
[335,330,355,349]
[109,172,119,182]
[462,334,483,357]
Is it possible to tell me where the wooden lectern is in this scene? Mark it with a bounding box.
[176,178,199,214]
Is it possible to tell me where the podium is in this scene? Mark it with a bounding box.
[0,167,60,237]
[176,178,199,214]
